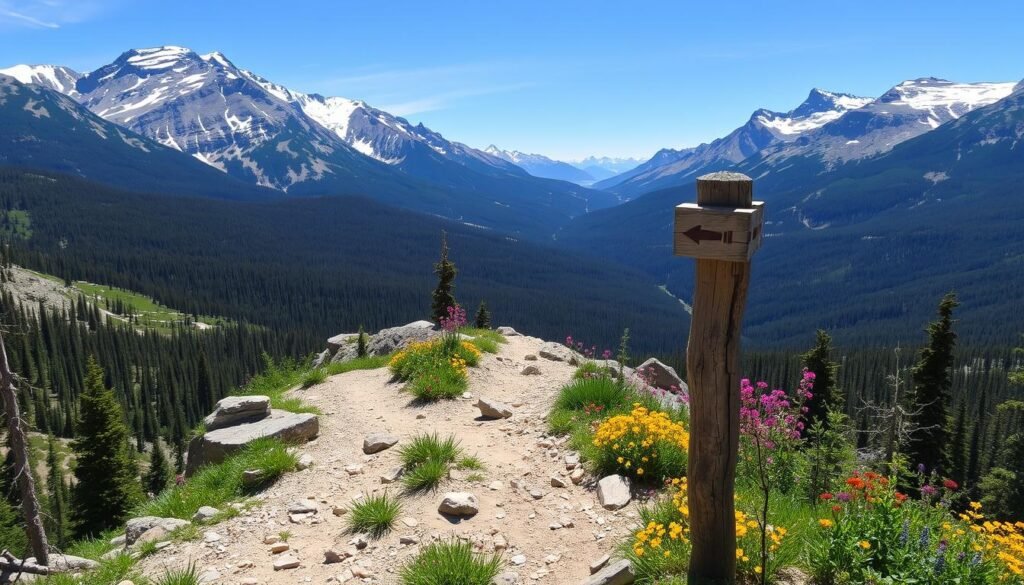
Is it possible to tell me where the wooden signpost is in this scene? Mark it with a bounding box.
[675,172,763,584]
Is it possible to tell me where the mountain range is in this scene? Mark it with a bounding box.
[1,46,619,238]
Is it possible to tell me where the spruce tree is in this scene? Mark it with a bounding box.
[474,301,491,329]
[800,330,842,432]
[949,399,968,484]
[967,388,988,490]
[45,436,67,548]
[71,357,143,537]
[357,325,368,358]
[903,292,959,476]
[430,231,457,323]
[145,439,171,497]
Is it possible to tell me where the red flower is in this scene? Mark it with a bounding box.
[846,477,866,490]
[894,492,908,503]
[819,492,834,501]
[831,505,842,513]
[942,478,959,491]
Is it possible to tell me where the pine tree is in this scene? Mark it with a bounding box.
[967,388,987,490]
[430,231,457,323]
[0,498,28,557]
[145,439,171,497]
[357,325,368,358]
[949,399,968,484]
[196,351,214,414]
[903,292,959,476]
[800,330,842,432]
[474,301,491,329]
[45,436,67,548]
[71,357,143,538]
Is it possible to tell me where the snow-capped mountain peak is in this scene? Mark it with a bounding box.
[753,88,872,137]
[0,64,81,96]
[879,77,1016,119]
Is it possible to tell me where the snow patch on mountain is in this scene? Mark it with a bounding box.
[0,64,81,96]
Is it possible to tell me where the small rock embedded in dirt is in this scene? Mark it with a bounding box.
[270,543,290,554]
[241,469,263,487]
[399,534,419,544]
[521,365,542,375]
[438,492,479,516]
[590,554,610,574]
[489,480,504,490]
[332,505,348,516]
[551,475,568,488]
[400,516,419,527]
[288,499,318,514]
[597,475,632,510]
[380,466,404,484]
[344,464,364,475]
[476,397,513,419]
[362,433,399,454]
[571,468,586,484]
[297,453,314,470]
[565,452,581,468]
[530,489,545,500]
[494,571,519,585]
[323,548,353,564]
[272,554,300,571]
[581,558,636,585]
[511,554,527,566]
[192,506,220,523]
[350,534,369,549]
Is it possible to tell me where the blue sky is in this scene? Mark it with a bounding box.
[1,0,1021,160]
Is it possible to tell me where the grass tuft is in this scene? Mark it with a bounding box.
[301,368,327,388]
[401,459,450,493]
[400,540,502,585]
[457,455,485,471]
[153,562,200,585]
[139,437,297,519]
[554,377,630,412]
[400,433,462,469]
[348,492,401,538]
[322,355,390,375]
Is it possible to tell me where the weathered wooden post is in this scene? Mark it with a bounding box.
[674,172,763,584]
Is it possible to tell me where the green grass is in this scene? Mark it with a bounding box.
[236,355,320,414]
[348,492,402,538]
[402,459,450,493]
[301,368,327,388]
[37,553,142,585]
[65,529,121,561]
[554,376,631,412]
[400,433,462,468]
[457,455,485,470]
[408,360,467,400]
[139,437,297,519]
[459,327,507,346]
[153,562,200,585]
[0,209,33,239]
[321,355,390,375]
[73,280,226,333]
[278,530,292,542]
[466,472,485,482]
[400,540,502,585]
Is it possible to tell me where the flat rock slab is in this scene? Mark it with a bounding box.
[581,559,635,585]
[186,409,319,476]
[22,554,99,572]
[362,433,399,454]
[192,506,220,523]
[597,475,632,510]
[203,395,271,431]
[125,516,192,545]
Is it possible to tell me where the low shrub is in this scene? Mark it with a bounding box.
[348,492,401,538]
[300,368,327,388]
[390,338,479,401]
[554,377,631,412]
[592,404,689,482]
[400,540,502,585]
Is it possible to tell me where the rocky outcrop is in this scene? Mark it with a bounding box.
[203,396,271,431]
[538,342,582,364]
[316,321,440,365]
[636,358,686,392]
[186,405,319,476]
[21,554,99,572]
[125,516,192,545]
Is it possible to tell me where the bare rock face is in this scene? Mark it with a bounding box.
[365,320,437,355]
[538,342,581,364]
[496,326,521,336]
[186,410,319,476]
[203,395,271,431]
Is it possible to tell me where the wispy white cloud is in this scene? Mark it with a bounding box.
[0,0,110,30]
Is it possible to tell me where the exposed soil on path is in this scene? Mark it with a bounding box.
[138,334,642,584]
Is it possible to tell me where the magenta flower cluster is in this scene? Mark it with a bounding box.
[739,368,815,445]
[439,305,467,332]
[564,335,612,360]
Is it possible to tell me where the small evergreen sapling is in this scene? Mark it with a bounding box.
[474,301,491,329]
[430,231,458,324]
[357,325,368,358]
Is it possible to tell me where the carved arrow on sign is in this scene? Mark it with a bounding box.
[683,225,722,244]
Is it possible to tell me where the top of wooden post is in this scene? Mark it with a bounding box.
[696,172,752,207]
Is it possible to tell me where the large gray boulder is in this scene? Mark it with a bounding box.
[496,326,521,336]
[22,554,99,572]
[366,320,438,355]
[326,333,359,352]
[636,358,686,392]
[186,410,319,476]
[125,516,192,545]
[203,395,271,431]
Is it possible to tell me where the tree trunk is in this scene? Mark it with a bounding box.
[0,333,49,564]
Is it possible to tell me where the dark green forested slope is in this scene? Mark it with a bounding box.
[560,86,1024,347]
[0,168,689,355]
